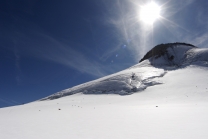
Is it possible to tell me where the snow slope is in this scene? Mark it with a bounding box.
[1,43,208,139]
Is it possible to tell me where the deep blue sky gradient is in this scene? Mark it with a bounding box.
[1,0,208,107]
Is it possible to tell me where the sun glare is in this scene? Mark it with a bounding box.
[140,2,161,25]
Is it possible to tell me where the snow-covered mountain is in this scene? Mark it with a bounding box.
[1,43,208,139]
[40,42,208,100]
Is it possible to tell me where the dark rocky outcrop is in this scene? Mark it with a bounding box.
[139,42,196,63]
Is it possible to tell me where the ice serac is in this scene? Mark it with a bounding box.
[40,42,208,100]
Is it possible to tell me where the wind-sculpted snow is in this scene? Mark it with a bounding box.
[40,66,165,100]
[40,43,208,100]
[184,48,208,65]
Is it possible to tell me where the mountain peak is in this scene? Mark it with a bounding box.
[139,42,197,66]
[139,42,196,62]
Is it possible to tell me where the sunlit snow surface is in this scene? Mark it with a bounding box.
[1,45,208,139]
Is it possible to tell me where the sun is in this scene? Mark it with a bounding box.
[140,2,161,25]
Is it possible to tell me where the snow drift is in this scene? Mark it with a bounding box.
[41,42,208,100]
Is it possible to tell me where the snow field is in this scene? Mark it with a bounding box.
[1,66,208,139]
[1,44,208,139]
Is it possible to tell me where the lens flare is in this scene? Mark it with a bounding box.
[140,2,161,24]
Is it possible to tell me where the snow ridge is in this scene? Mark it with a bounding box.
[40,66,166,100]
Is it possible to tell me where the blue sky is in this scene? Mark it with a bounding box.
[1,0,208,107]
